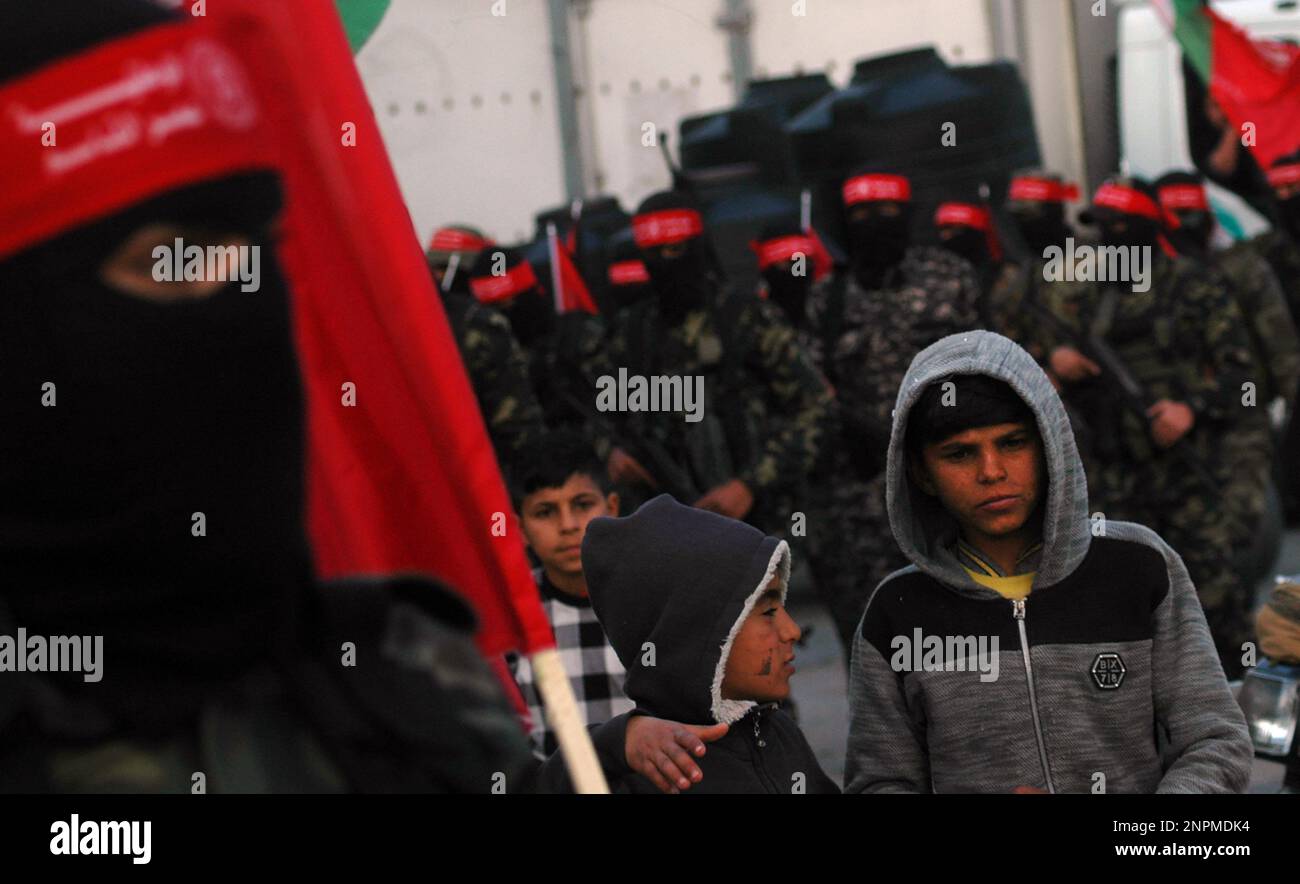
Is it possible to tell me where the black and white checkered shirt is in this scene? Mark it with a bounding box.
[508,568,634,758]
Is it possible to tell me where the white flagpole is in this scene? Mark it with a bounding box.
[529,648,610,793]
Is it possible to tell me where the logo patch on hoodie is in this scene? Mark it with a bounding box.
[1091,652,1126,690]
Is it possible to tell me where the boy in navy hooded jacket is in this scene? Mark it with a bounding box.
[581,495,838,794]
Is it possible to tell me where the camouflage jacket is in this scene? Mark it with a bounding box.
[522,311,615,458]
[1218,240,1300,408]
[1033,254,1255,463]
[441,291,546,475]
[1251,229,1300,326]
[829,246,982,454]
[608,288,831,507]
[987,258,1061,363]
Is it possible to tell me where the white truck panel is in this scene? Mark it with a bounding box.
[356,0,569,245]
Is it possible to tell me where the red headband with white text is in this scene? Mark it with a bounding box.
[0,17,281,260]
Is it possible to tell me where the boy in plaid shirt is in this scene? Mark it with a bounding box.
[507,431,634,757]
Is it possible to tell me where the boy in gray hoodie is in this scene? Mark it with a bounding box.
[845,330,1252,793]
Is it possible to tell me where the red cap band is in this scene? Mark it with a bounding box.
[842,174,911,205]
[1092,184,1162,220]
[1267,163,1300,188]
[607,259,649,285]
[429,228,492,253]
[934,202,991,231]
[1157,184,1210,212]
[1008,176,1080,204]
[0,18,282,261]
[632,209,704,248]
[470,260,539,304]
[754,235,816,270]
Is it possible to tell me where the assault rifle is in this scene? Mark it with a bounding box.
[1030,286,1222,499]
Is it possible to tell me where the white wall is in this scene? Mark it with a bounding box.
[1017,0,1088,189]
[357,0,1002,244]
[356,0,569,245]
[749,0,994,74]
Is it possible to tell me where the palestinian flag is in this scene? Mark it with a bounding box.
[1154,0,1300,168]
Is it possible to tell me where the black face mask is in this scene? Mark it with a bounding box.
[0,211,308,728]
[1278,195,1300,241]
[642,239,713,324]
[503,286,554,348]
[762,267,812,327]
[1167,211,1213,257]
[1099,216,1159,251]
[845,211,910,286]
[939,228,990,268]
[609,282,656,314]
[1013,214,1070,256]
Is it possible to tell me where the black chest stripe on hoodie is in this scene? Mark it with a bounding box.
[862,537,1170,659]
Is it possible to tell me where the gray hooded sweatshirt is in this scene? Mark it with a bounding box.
[844,331,1252,793]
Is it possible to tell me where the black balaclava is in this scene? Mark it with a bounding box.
[633,191,717,324]
[604,231,656,314]
[0,1,310,733]
[938,226,989,268]
[1271,150,1300,241]
[469,247,554,348]
[1154,171,1214,258]
[427,226,489,296]
[1007,171,1077,257]
[842,169,913,289]
[1011,203,1071,256]
[756,220,814,327]
[1083,176,1163,252]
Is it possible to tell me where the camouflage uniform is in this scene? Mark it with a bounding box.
[824,246,982,624]
[752,275,878,654]
[441,290,546,478]
[1215,242,1300,558]
[1245,228,1300,517]
[987,258,1056,362]
[1249,229,1300,324]
[1002,256,1120,483]
[608,289,831,540]
[1035,255,1256,675]
[519,311,615,459]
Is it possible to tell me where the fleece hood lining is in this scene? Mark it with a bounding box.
[710,540,790,725]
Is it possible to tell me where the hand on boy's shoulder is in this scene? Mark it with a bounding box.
[625,715,729,794]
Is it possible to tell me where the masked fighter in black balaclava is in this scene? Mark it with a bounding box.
[603,231,655,318]
[0,0,542,793]
[468,246,612,445]
[1155,170,1300,598]
[1250,150,1300,323]
[1250,151,1300,519]
[933,199,1007,326]
[603,190,830,535]
[754,220,821,330]
[984,170,1081,358]
[1044,173,1255,676]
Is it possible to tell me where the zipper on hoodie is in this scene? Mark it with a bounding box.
[1012,598,1056,794]
[748,706,781,794]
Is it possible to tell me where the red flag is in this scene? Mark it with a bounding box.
[546,226,599,315]
[1157,0,1300,168]
[210,0,554,661]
